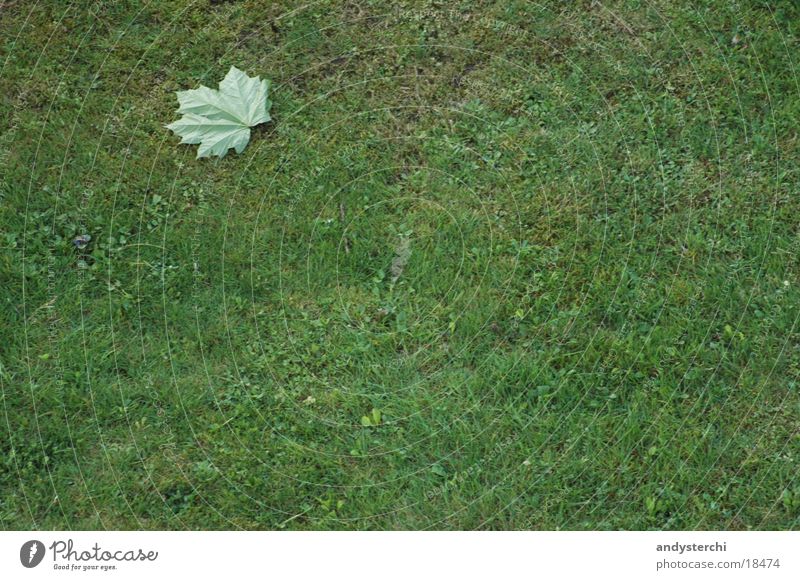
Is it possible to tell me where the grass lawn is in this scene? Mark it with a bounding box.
[1,0,799,530]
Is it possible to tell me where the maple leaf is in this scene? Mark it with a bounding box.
[166,66,272,159]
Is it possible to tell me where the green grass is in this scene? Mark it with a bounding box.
[1,0,799,530]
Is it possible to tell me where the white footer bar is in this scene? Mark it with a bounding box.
[2,531,797,579]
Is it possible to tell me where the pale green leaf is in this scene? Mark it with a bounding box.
[166,113,251,159]
[167,66,272,159]
[217,66,271,126]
